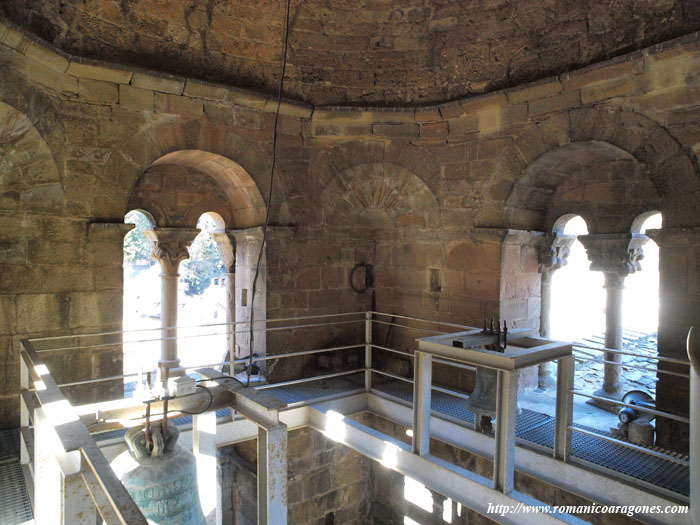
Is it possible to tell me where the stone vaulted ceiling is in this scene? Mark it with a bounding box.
[2,0,700,106]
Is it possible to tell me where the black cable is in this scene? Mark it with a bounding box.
[198,374,248,387]
[196,375,237,383]
[247,0,293,387]
[176,384,214,415]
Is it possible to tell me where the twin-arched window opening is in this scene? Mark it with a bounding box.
[122,210,228,378]
[548,211,662,400]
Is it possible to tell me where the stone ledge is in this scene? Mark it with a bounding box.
[646,227,700,246]
[3,16,700,133]
[66,57,133,84]
[473,228,546,245]
[87,222,134,240]
[131,70,185,95]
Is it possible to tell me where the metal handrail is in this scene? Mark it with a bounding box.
[254,369,364,390]
[371,319,451,334]
[369,311,476,331]
[19,340,147,524]
[569,426,689,467]
[572,354,689,379]
[28,311,366,343]
[573,343,689,366]
[570,390,689,423]
[20,308,691,512]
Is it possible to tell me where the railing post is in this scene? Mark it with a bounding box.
[63,473,97,525]
[20,354,30,465]
[365,312,372,392]
[412,351,432,456]
[257,424,288,525]
[193,410,219,525]
[688,327,699,525]
[34,407,62,525]
[554,353,574,462]
[493,370,518,494]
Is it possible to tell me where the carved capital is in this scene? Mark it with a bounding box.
[578,233,649,279]
[538,233,577,275]
[143,228,200,275]
[209,230,236,272]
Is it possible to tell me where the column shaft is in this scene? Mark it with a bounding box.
[225,270,235,362]
[603,273,624,395]
[143,227,199,383]
[160,273,179,368]
[538,271,554,387]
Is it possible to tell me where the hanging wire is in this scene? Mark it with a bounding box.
[247,0,293,386]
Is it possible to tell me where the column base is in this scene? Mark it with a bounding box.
[585,386,624,414]
[158,358,184,381]
[537,363,556,390]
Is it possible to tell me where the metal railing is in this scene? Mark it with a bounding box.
[19,310,691,523]
[20,340,148,524]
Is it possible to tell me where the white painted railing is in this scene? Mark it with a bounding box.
[19,310,692,523]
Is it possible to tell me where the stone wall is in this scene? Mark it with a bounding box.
[0,18,699,446]
[3,1,700,105]
[220,426,372,524]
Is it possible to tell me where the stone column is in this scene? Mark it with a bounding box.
[210,230,236,369]
[646,227,700,451]
[143,228,199,382]
[537,233,576,388]
[578,233,648,405]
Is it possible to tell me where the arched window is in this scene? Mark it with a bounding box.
[123,210,160,379]
[550,215,605,342]
[622,212,662,394]
[177,213,227,369]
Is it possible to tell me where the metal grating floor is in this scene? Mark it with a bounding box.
[519,419,689,496]
[0,463,33,524]
[0,428,20,464]
[263,375,365,404]
[373,380,555,435]
[372,380,689,498]
[3,375,688,522]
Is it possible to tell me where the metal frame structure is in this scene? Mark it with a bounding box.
[18,311,693,524]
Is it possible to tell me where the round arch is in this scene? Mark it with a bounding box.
[492,107,698,230]
[0,100,64,215]
[320,162,440,230]
[0,72,67,178]
[98,120,287,224]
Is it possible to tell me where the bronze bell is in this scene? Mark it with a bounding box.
[466,367,522,421]
[111,424,206,525]
[466,366,498,417]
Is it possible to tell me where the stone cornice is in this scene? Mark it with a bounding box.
[4,16,700,126]
[231,225,297,243]
[645,227,700,247]
[87,222,134,241]
[472,228,546,246]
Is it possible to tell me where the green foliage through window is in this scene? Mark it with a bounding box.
[180,215,225,296]
[124,210,154,264]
